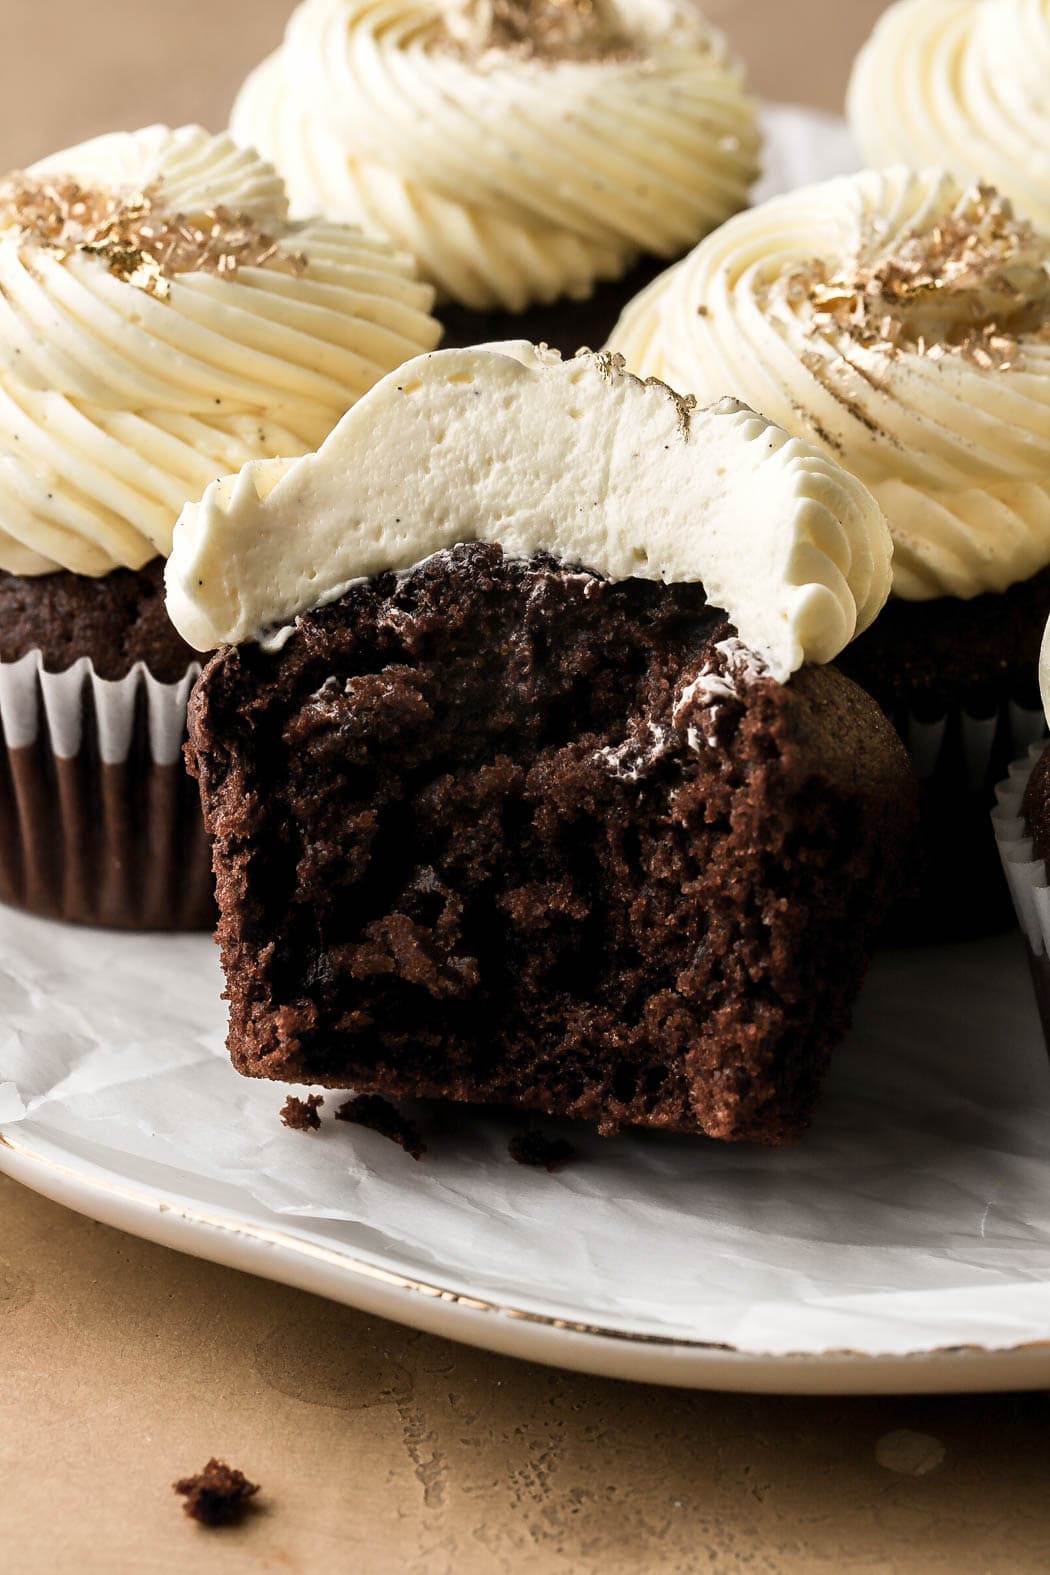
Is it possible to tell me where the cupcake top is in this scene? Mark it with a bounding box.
[229,0,760,312]
[0,123,440,578]
[607,168,1050,601]
[848,0,1050,233]
[165,341,891,681]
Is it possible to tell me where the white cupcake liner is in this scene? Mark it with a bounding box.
[992,744,1050,955]
[903,698,1046,787]
[0,650,199,764]
[0,650,212,930]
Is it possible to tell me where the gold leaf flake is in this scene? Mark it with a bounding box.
[784,184,1050,371]
[440,0,638,62]
[0,174,308,302]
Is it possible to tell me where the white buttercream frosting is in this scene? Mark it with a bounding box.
[1040,616,1050,728]
[0,123,440,577]
[229,0,760,312]
[607,167,1050,601]
[848,0,1050,234]
[164,342,891,680]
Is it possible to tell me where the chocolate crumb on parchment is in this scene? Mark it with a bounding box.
[280,1093,324,1132]
[173,1459,260,1527]
[509,1129,578,1171]
[336,1093,427,1160]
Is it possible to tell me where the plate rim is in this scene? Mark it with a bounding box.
[6,1126,1050,1395]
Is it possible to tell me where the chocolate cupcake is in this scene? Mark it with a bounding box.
[0,123,440,929]
[993,614,1050,1040]
[166,342,915,1143]
[229,0,760,356]
[608,169,1050,938]
[848,0,1050,234]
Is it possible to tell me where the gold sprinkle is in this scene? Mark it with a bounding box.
[439,0,638,62]
[778,184,1050,371]
[0,174,307,300]
[591,350,695,435]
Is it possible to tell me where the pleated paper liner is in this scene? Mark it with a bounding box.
[887,694,1046,942]
[992,742,1050,1042]
[0,652,212,930]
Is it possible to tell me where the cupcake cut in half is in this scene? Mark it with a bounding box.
[229,0,760,355]
[168,343,915,1143]
[608,167,1050,938]
[0,122,440,929]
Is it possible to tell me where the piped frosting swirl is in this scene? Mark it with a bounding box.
[229,0,760,312]
[164,342,892,680]
[607,168,1050,601]
[848,0,1050,233]
[0,123,440,577]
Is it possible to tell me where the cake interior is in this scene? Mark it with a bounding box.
[190,543,912,1143]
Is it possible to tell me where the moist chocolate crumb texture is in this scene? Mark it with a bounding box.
[229,0,761,353]
[169,342,915,1144]
[0,122,439,929]
[608,168,1050,939]
[173,1459,260,1526]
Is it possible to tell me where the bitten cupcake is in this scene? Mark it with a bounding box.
[166,344,911,1143]
[0,123,440,930]
[608,168,1050,938]
[848,0,1050,233]
[229,0,760,355]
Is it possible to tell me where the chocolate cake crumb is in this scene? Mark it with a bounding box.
[280,1093,324,1132]
[336,1094,426,1160]
[0,556,200,681]
[189,544,916,1143]
[509,1129,578,1171]
[173,1459,260,1527]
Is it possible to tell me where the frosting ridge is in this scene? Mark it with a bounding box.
[0,124,440,576]
[848,0,1050,234]
[165,342,892,679]
[607,168,1050,601]
[230,0,760,311]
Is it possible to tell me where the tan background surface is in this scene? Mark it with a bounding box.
[1,3,1049,1571]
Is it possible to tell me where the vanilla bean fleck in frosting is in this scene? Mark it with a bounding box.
[848,0,1050,234]
[229,0,760,312]
[607,169,1050,601]
[0,124,440,578]
[165,341,892,680]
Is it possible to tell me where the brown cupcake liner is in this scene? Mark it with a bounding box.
[886,695,1046,942]
[992,746,1050,1044]
[0,651,213,930]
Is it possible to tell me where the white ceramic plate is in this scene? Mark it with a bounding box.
[3,1105,1050,1396]
[5,109,1050,1393]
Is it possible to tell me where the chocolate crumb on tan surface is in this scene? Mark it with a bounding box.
[336,1094,427,1160]
[280,1093,324,1132]
[172,1459,260,1527]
